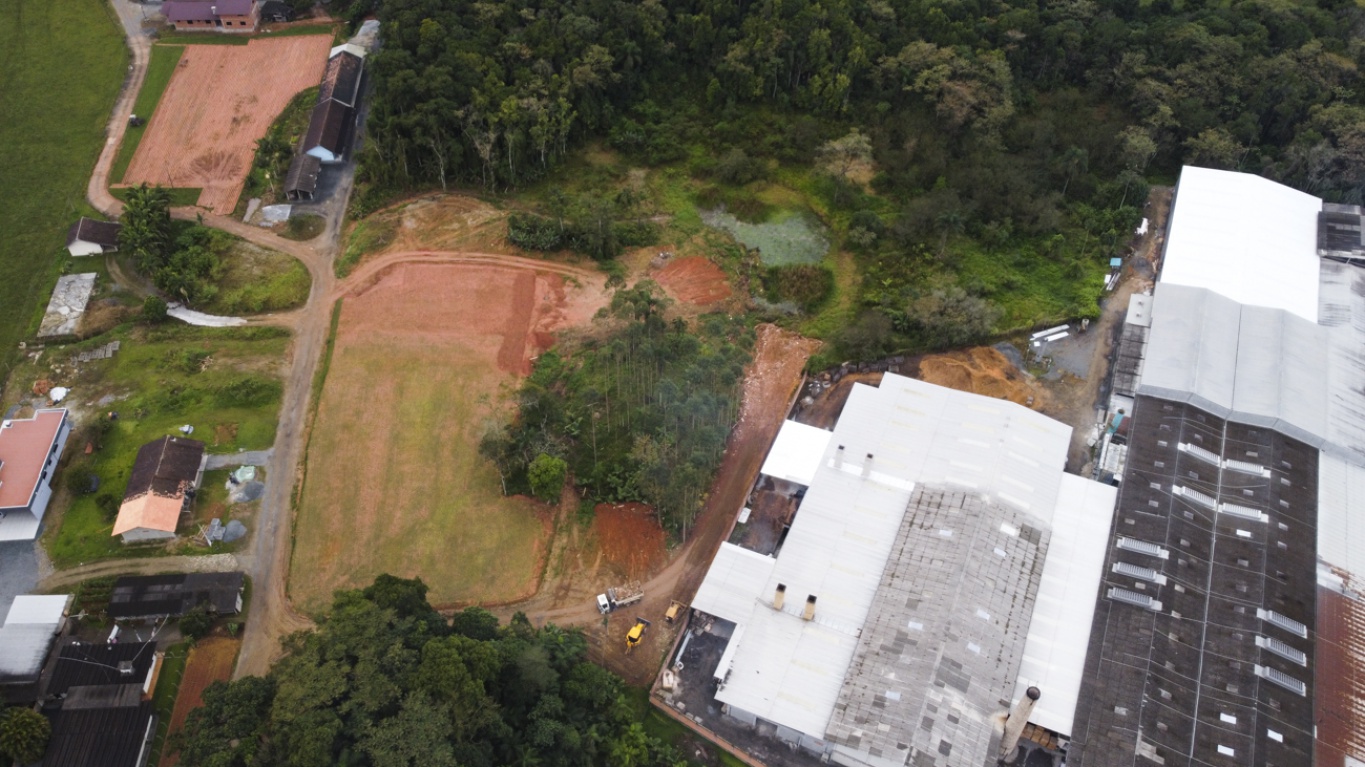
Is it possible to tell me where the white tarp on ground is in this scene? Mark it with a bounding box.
[704,374,1078,740]
[167,303,247,328]
[1159,165,1322,322]
[759,420,832,486]
[1014,474,1118,735]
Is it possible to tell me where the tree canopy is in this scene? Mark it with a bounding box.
[176,576,682,767]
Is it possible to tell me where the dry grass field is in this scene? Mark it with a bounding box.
[123,36,330,213]
[290,262,607,612]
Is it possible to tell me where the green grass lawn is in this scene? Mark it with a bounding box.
[0,0,127,390]
[23,323,290,567]
[110,44,185,184]
[198,240,312,315]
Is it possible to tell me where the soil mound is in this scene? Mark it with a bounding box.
[916,347,1045,409]
[654,256,731,305]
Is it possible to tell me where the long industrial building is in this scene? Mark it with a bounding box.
[1071,166,1365,767]
[680,373,1118,767]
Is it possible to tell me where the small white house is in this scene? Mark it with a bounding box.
[65,218,122,257]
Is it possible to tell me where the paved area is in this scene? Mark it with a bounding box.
[38,274,97,337]
[205,449,274,470]
[0,540,40,619]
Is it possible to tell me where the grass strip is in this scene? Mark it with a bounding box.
[110,44,185,183]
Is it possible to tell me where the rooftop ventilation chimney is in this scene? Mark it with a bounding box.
[117,661,134,677]
[803,595,817,621]
[997,687,1040,764]
[774,583,786,611]
[835,445,845,468]
[862,453,874,478]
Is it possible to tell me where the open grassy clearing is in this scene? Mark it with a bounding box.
[292,340,548,614]
[335,218,397,277]
[8,323,290,567]
[111,45,185,184]
[197,240,311,315]
[0,0,126,387]
[281,214,326,241]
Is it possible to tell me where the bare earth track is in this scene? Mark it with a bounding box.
[123,37,331,213]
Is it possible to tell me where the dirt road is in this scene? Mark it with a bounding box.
[38,553,242,591]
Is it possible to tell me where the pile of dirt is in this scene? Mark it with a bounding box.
[916,346,1046,409]
[654,256,732,305]
[592,502,667,580]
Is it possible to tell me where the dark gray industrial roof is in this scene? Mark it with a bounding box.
[284,153,321,195]
[44,689,154,767]
[825,487,1048,767]
[1069,396,1316,767]
[303,99,351,156]
[107,571,243,619]
[319,51,363,107]
[48,642,157,696]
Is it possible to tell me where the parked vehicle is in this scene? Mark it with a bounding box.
[595,586,644,614]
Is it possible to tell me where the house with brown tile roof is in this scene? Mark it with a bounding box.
[163,0,258,31]
[112,436,206,543]
[0,409,71,541]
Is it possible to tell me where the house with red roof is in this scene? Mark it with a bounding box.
[0,409,71,541]
[163,0,259,32]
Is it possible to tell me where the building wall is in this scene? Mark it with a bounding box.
[120,527,176,544]
[67,241,104,257]
[29,419,71,525]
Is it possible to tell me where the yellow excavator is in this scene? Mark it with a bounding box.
[625,617,652,653]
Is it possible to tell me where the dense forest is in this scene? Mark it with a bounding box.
[175,576,684,767]
[482,283,752,535]
[344,0,1365,353]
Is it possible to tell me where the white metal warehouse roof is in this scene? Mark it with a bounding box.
[758,420,832,486]
[1014,474,1118,735]
[699,373,1108,742]
[1160,165,1322,322]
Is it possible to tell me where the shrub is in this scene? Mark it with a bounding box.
[0,706,51,764]
[96,494,120,522]
[507,213,565,251]
[764,264,834,312]
[143,295,168,323]
[64,463,98,495]
[213,376,281,408]
[528,453,568,503]
[180,607,214,641]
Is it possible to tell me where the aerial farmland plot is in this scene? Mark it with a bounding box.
[290,260,609,612]
[122,36,330,214]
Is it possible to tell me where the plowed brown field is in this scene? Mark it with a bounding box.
[290,261,608,612]
[123,37,331,213]
[159,637,240,767]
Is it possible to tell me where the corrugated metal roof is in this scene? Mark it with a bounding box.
[758,420,832,486]
[1014,474,1117,736]
[5,594,70,624]
[1139,284,1329,449]
[1160,166,1322,322]
[691,543,775,624]
[700,373,1084,742]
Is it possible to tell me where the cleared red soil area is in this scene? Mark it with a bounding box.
[159,637,240,767]
[593,502,667,581]
[654,256,732,305]
[123,37,331,214]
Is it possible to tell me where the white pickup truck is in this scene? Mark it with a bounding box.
[595,586,644,614]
